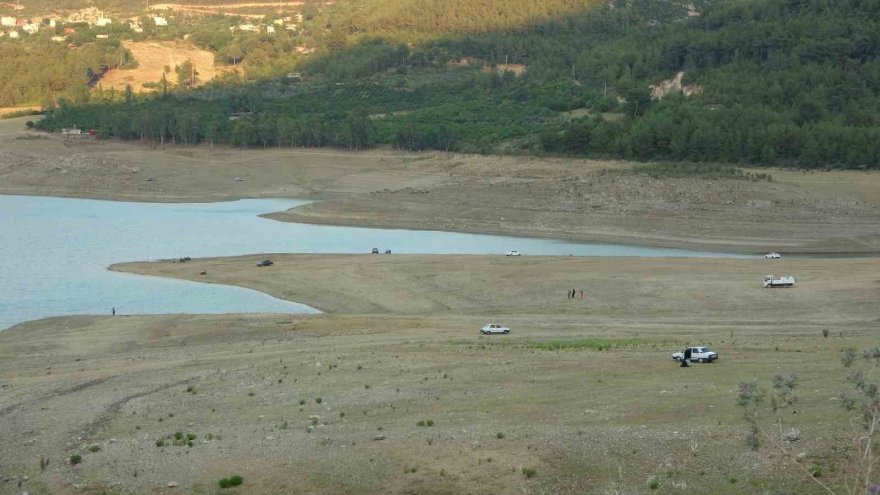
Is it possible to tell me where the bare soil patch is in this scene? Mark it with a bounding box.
[272,172,880,254]
[96,41,223,93]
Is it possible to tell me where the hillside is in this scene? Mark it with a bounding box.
[96,41,222,92]
[29,0,880,168]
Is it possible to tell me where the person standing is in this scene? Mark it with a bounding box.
[112,307,116,316]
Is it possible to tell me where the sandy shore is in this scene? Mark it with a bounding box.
[3,254,879,493]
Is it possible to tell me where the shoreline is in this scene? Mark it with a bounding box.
[2,188,878,256]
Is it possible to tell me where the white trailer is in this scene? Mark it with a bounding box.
[763,275,795,288]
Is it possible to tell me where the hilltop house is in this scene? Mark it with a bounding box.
[22,22,38,34]
[95,17,112,27]
[0,16,15,27]
[8,30,19,38]
[153,16,167,26]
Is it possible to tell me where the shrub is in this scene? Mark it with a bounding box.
[496,432,505,439]
[218,475,244,488]
[156,438,165,447]
[69,453,82,465]
[88,444,101,453]
[316,397,323,404]
[299,399,306,405]
[648,476,660,490]
[522,467,536,478]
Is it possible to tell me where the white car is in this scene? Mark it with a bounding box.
[765,252,782,259]
[672,347,718,363]
[506,250,521,256]
[481,323,510,335]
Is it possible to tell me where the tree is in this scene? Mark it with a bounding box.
[175,60,198,87]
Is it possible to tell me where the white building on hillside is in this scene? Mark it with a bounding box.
[22,22,39,34]
[266,25,275,34]
[8,30,19,39]
[95,17,112,27]
[153,16,167,26]
[0,16,16,26]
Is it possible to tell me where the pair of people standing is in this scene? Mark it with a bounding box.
[567,289,584,300]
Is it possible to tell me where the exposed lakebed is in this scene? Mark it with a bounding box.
[0,195,747,329]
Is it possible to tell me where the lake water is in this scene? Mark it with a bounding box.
[0,195,747,330]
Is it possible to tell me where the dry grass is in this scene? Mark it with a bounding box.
[96,41,223,93]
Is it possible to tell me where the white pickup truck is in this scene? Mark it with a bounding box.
[763,274,795,288]
[673,347,718,363]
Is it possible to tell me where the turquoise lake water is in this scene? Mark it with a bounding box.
[0,195,748,330]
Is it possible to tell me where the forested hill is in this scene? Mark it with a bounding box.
[37,0,880,169]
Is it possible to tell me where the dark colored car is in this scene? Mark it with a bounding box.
[256,260,274,267]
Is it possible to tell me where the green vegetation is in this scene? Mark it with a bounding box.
[0,40,134,107]
[218,475,244,488]
[26,0,880,168]
[68,453,82,465]
[522,467,537,478]
[531,338,643,351]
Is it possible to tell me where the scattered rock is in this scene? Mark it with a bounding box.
[373,435,386,441]
[167,481,178,488]
[783,428,800,442]
[796,452,807,462]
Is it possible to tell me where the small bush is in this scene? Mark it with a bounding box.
[496,432,505,439]
[174,432,184,441]
[156,438,165,447]
[299,399,306,405]
[247,391,255,397]
[316,398,323,404]
[88,444,101,453]
[218,475,244,488]
[40,455,49,471]
[810,465,822,478]
[69,453,82,465]
[522,467,536,478]
[648,476,660,490]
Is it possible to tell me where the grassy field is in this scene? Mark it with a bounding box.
[2,254,877,493]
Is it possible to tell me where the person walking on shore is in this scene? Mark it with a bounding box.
[111,307,116,316]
